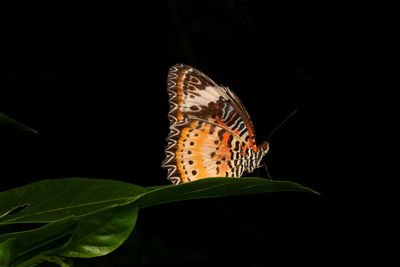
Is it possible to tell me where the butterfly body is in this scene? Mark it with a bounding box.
[163,64,269,184]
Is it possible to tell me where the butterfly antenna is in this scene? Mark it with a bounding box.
[266,110,298,140]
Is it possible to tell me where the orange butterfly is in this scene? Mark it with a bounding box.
[162,64,269,184]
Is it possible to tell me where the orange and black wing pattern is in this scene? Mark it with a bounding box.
[162,64,262,184]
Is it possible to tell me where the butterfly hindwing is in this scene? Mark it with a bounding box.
[173,120,244,183]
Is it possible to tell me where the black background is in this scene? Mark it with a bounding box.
[1,1,397,266]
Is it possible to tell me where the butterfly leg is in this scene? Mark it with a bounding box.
[264,163,272,180]
[257,163,273,180]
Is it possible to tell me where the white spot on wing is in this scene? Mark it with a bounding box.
[183,86,221,111]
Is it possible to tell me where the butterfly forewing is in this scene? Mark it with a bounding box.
[163,64,263,184]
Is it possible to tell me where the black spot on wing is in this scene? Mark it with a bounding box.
[234,141,240,152]
[209,124,216,135]
[227,134,234,148]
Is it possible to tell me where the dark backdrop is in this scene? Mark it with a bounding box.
[1,1,397,266]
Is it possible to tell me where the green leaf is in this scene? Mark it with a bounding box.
[6,205,138,266]
[0,217,78,266]
[138,177,319,208]
[0,177,317,265]
[0,177,317,226]
[0,112,37,133]
[0,178,145,225]
[0,238,18,266]
[0,178,317,226]
[55,203,139,258]
[40,256,73,267]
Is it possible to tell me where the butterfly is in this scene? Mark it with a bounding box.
[162,64,270,184]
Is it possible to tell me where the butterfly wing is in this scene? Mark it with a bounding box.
[163,64,258,184]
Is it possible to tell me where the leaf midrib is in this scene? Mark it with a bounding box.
[0,196,142,224]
